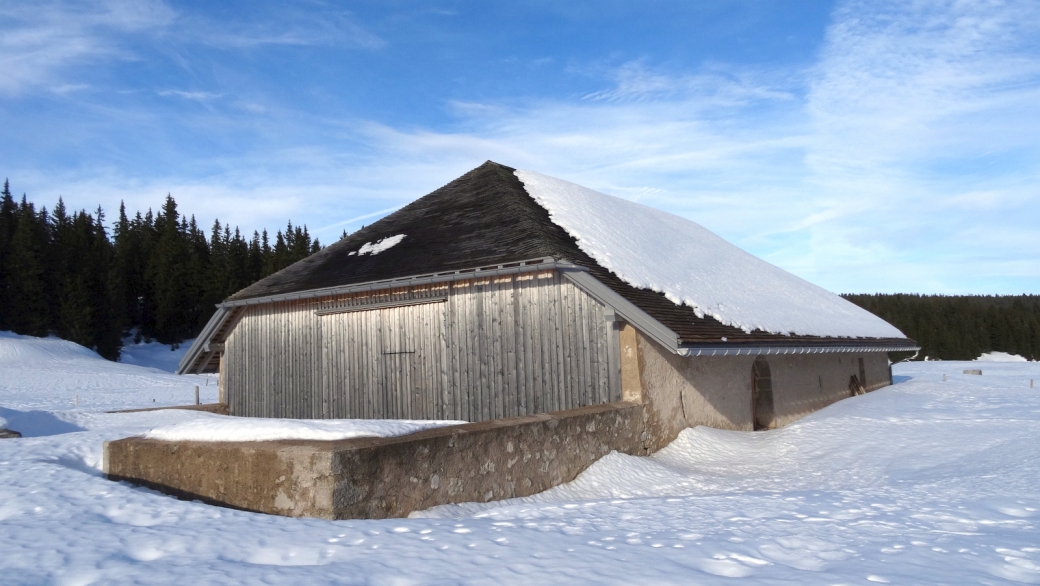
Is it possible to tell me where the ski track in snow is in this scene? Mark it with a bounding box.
[2,331,1040,584]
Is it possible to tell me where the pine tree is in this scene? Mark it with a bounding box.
[272,229,289,273]
[108,203,133,338]
[0,180,17,330]
[90,206,122,359]
[148,195,191,344]
[7,196,50,336]
[1,182,325,352]
[260,229,274,276]
[247,231,264,284]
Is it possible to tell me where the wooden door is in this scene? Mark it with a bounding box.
[321,300,446,420]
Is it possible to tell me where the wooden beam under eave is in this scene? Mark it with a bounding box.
[619,322,643,404]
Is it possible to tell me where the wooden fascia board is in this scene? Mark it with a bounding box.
[175,307,230,375]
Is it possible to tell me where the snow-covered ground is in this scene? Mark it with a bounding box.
[0,331,216,412]
[118,335,195,374]
[2,331,1039,584]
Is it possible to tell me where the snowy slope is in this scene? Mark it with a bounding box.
[2,330,1039,584]
[0,331,217,412]
[118,336,195,373]
[516,169,905,339]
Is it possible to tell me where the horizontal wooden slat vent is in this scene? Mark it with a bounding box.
[314,296,448,316]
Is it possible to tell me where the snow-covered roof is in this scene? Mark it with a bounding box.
[184,161,910,374]
[516,169,905,339]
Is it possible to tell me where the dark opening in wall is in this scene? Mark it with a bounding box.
[752,356,775,431]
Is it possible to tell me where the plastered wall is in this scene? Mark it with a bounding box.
[622,324,892,446]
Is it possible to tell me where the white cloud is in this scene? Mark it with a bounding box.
[195,15,385,50]
[584,60,797,106]
[0,1,383,97]
[343,0,1040,293]
[157,89,223,101]
[0,0,175,95]
[5,0,1038,294]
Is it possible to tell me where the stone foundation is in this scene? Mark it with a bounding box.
[105,401,645,519]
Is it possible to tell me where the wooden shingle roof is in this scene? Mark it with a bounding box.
[228,161,912,350]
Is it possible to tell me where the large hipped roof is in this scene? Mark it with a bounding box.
[227,161,911,348]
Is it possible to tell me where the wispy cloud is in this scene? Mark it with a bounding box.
[338,0,1040,293]
[584,60,797,106]
[0,0,175,95]
[4,0,1038,294]
[0,1,383,97]
[194,15,384,50]
[157,89,223,101]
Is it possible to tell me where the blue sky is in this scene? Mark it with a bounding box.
[1,0,1039,294]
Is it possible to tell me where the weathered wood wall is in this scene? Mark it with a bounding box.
[223,270,622,421]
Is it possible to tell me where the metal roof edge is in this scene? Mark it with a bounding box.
[561,268,681,352]
[175,307,230,375]
[676,344,921,357]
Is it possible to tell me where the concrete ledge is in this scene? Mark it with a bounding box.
[104,401,645,519]
[106,403,229,415]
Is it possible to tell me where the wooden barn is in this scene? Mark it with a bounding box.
[178,161,917,436]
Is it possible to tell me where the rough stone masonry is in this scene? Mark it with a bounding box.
[104,401,645,519]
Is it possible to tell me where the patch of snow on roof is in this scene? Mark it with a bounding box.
[144,413,462,442]
[515,169,905,339]
[357,234,406,256]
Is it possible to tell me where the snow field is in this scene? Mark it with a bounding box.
[1,331,1039,584]
[0,331,217,413]
[117,335,199,374]
[515,169,905,339]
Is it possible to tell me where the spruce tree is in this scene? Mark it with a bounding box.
[148,195,191,344]
[7,196,50,336]
[0,180,17,330]
[0,183,324,352]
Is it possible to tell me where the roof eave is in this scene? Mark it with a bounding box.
[676,342,920,357]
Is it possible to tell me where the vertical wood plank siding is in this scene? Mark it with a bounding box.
[224,270,621,421]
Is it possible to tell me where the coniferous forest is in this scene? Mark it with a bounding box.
[842,294,1040,361]
[0,180,321,360]
[2,180,1039,364]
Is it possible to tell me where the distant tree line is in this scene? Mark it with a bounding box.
[0,180,321,359]
[843,294,1040,361]
[3,177,1037,364]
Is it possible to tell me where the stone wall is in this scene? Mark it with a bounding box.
[105,402,645,520]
